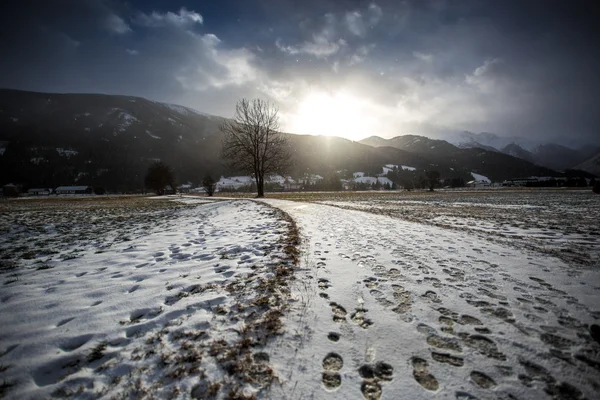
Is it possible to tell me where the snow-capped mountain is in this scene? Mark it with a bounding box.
[446,131,543,152]
[445,131,598,173]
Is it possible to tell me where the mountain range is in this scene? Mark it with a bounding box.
[0,89,594,192]
[445,130,600,172]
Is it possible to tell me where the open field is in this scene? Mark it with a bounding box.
[225,189,599,268]
[0,196,200,279]
[1,193,599,400]
[0,196,298,399]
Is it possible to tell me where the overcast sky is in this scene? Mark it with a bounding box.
[1,0,598,145]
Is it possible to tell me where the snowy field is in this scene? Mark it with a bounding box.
[268,190,600,268]
[262,198,600,400]
[1,192,599,400]
[0,196,298,399]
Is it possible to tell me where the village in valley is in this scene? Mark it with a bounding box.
[4,164,593,198]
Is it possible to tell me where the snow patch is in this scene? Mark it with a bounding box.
[146,130,161,139]
[110,108,139,132]
[471,172,491,182]
[56,148,78,157]
[161,102,212,118]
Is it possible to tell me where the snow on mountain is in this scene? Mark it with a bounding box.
[470,172,490,182]
[56,148,78,157]
[446,131,542,152]
[109,108,139,132]
[160,102,213,119]
[354,176,393,186]
[382,164,417,174]
[146,130,161,139]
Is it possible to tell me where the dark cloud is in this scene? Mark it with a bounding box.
[0,0,598,146]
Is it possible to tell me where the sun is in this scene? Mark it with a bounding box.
[289,91,376,141]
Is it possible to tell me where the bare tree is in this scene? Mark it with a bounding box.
[144,162,176,195]
[426,170,440,191]
[202,175,217,196]
[220,99,290,197]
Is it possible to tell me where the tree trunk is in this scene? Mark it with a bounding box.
[257,176,264,198]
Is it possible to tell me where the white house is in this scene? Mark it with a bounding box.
[28,188,51,196]
[215,176,254,191]
[298,174,324,186]
[55,186,92,195]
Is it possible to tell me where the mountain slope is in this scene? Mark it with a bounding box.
[359,135,558,182]
[446,131,540,152]
[501,143,535,163]
[531,143,588,172]
[573,151,600,176]
[0,89,227,190]
[361,134,458,155]
[0,89,566,191]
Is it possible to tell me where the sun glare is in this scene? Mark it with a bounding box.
[290,91,376,141]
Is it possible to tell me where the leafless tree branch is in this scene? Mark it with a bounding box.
[220,99,291,197]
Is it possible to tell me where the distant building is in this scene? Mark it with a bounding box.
[466,180,492,188]
[216,175,254,192]
[177,184,192,193]
[28,188,51,196]
[298,174,324,186]
[55,186,92,195]
[502,176,567,187]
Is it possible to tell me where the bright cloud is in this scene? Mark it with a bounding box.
[135,7,203,28]
[175,33,258,91]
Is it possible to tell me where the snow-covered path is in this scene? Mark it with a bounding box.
[263,200,600,400]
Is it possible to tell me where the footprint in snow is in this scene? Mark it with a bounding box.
[431,352,464,367]
[327,332,340,342]
[322,353,343,391]
[330,302,347,323]
[318,278,331,290]
[411,357,439,391]
[351,308,373,329]
[359,361,394,399]
[422,290,441,303]
[470,371,496,389]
